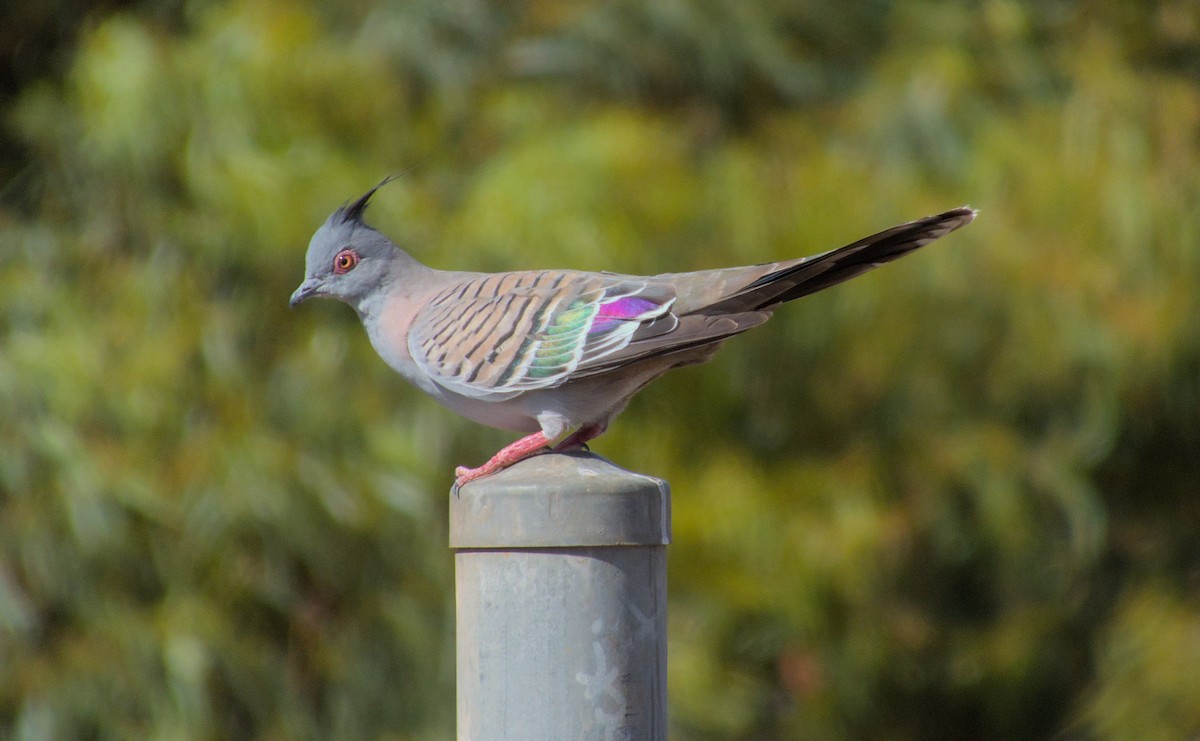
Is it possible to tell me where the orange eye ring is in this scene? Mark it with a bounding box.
[333,249,359,274]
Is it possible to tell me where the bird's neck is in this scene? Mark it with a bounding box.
[352,251,440,321]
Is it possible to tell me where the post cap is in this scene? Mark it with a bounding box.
[449,452,671,549]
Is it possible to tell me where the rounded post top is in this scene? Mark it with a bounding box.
[449,452,671,549]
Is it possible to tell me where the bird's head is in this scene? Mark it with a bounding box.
[289,178,403,310]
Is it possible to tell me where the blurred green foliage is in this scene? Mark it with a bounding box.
[2,0,1199,738]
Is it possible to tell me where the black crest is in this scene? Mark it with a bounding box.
[335,176,398,226]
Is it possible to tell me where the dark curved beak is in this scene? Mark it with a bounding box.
[289,279,322,307]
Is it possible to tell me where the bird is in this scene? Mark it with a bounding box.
[290,180,975,487]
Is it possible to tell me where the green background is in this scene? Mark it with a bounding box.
[2,1,1198,738]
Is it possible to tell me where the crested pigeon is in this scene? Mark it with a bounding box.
[290,182,976,486]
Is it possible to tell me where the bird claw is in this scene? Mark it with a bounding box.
[452,432,555,491]
[453,464,488,489]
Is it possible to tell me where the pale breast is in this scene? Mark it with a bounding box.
[365,291,438,393]
[364,289,543,432]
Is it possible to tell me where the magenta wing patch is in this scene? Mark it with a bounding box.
[590,296,661,333]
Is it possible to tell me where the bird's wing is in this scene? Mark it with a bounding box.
[407,206,976,396]
[519,206,979,378]
[407,270,681,399]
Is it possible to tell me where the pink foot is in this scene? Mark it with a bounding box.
[552,422,608,453]
[454,431,552,487]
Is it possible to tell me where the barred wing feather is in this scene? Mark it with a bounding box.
[408,271,676,399]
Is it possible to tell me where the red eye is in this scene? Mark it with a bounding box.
[333,249,359,274]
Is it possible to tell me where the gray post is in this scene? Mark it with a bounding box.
[450,451,671,741]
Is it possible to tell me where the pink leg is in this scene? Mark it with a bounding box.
[552,422,608,453]
[454,431,552,487]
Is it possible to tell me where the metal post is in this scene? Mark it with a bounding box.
[450,451,671,741]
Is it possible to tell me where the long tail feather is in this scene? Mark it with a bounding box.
[710,206,977,313]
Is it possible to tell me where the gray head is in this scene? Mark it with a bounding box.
[289,179,412,311]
